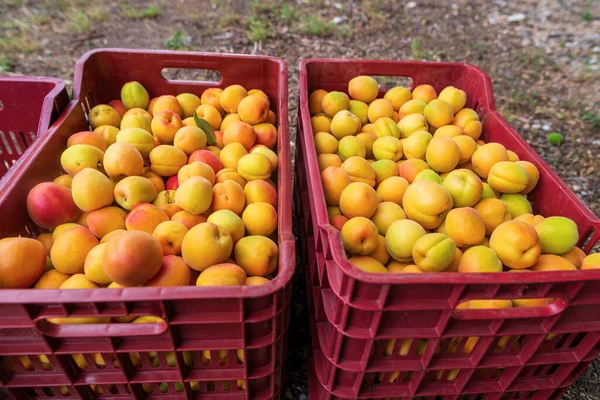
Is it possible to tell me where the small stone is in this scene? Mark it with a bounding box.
[507,13,526,22]
[542,124,551,131]
[332,16,344,24]
[593,46,600,53]
[334,2,343,9]
[532,123,541,130]
[406,1,417,8]
[299,395,307,400]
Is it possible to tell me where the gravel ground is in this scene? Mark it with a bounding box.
[1,0,599,398]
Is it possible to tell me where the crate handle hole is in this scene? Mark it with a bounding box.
[0,100,4,111]
[372,76,413,90]
[161,68,222,84]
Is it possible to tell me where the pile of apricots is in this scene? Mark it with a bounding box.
[0,81,281,293]
[308,75,599,310]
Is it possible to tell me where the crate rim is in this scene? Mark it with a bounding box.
[298,57,600,286]
[0,50,294,303]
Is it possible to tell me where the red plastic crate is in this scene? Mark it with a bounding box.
[0,76,69,180]
[295,58,600,398]
[0,49,293,399]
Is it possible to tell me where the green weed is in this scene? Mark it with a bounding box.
[248,17,268,42]
[122,3,161,19]
[303,16,333,37]
[70,11,89,32]
[165,30,185,50]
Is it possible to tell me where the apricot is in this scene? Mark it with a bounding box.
[113,176,157,210]
[152,221,188,256]
[330,110,361,139]
[321,166,352,206]
[51,226,98,275]
[152,190,182,218]
[403,130,431,159]
[310,113,332,134]
[398,114,429,138]
[87,206,127,239]
[309,89,327,115]
[348,100,369,125]
[423,99,454,128]
[318,153,342,171]
[234,235,277,276]
[145,255,191,287]
[34,269,71,289]
[207,209,245,244]
[414,169,443,184]
[188,149,223,173]
[348,256,387,273]
[471,143,509,179]
[376,176,409,206]
[125,203,169,234]
[121,112,151,132]
[321,91,350,117]
[412,233,457,272]
[348,75,379,103]
[153,95,183,117]
[399,99,426,117]
[489,220,541,269]
[103,231,162,286]
[242,202,278,236]
[121,81,150,110]
[371,202,407,235]
[0,238,46,288]
[220,143,248,169]
[530,254,577,271]
[67,131,107,152]
[244,179,278,208]
[178,161,216,186]
[253,122,277,149]
[372,160,398,186]
[201,88,225,114]
[221,113,242,132]
[438,86,466,113]
[442,169,483,208]
[175,176,213,215]
[197,263,246,286]
[237,153,271,181]
[151,110,184,144]
[434,125,462,138]
[245,276,270,286]
[535,216,579,255]
[341,156,376,186]
[52,223,81,241]
[443,247,463,272]
[372,136,403,161]
[220,85,248,114]
[89,104,121,129]
[515,161,539,194]
[473,199,511,235]
[71,168,113,212]
[426,136,460,173]
[103,142,144,180]
[27,182,79,230]
[385,219,426,262]
[368,99,394,123]
[173,126,207,156]
[237,95,269,126]
[458,246,502,273]
[53,174,73,189]
[212,180,245,215]
[60,144,104,176]
[560,247,586,269]
[487,161,529,193]
[222,121,256,151]
[453,135,477,164]
[116,127,155,159]
[171,210,207,230]
[582,254,600,270]
[195,104,223,130]
[411,84,437,103]
[371,117,400,139]
[384,86,411,110]
[445,208,486,247]
[339,217,378,255]
[83,243,111,285]
[403,180,453,229]
[339,182,381,219]
[336,136,365,161]
[314,132,338,154]
[215,168,247,188]
[172,93,201,119]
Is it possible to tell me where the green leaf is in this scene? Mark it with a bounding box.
[194,110,217,146]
